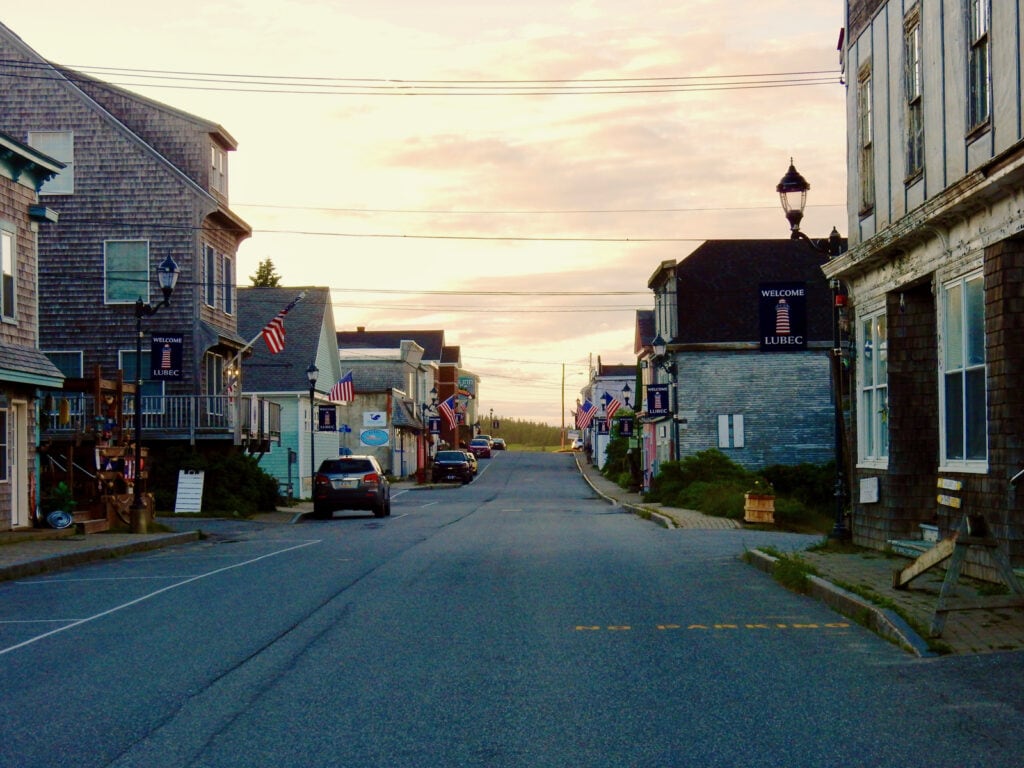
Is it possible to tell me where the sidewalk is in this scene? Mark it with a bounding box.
[574,454,1024,657]
[3,465,1023,656]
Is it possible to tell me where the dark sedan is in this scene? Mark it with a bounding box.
[431,450,474,484]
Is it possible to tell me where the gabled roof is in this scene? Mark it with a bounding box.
[237,287,334,392]
[0,23,218,208]
[336,327,445,361]
[671,239,837,344]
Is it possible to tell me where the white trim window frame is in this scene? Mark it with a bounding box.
[858,308,889,466]
[222,254,234,315]
[119,349,165,415]
[939,270,987,471]
[1,224,15,321]
[203,244,217,308]
[211,145,227,195]
[28,130,74,195]
[904,7,924,179]
[43,351,84,416]
[104,240,150,305]
[967,0,991,131]
[0,408,7,482]
[857,63,875,215]
[204,352,224,416]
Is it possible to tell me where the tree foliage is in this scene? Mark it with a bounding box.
[250,257,282,287]
[487,416,563,447]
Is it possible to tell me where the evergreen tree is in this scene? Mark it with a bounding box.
[250,258,282,287]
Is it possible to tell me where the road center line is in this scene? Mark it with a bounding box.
[0,539,321,657]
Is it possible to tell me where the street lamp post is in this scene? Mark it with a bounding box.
[306,363,319,492]
[777,160,850,540]
[131,255,179,534]
[650,334,679,460]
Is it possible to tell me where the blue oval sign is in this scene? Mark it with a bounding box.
[360,428,389,447]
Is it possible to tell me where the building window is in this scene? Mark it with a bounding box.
[941,272,987,466]
[44,351,83,378]
[222,255,234,314]
[204,244,217,307]
[859,311,888,463]
[44,351,84,418]
[120,350,165,415]
[204,352,224,415]
[104,240,149,304]
[211,145,227,195]
[904,10,924,178]
[857,64,875,214]
[28,131,74,195]
[717,414,745,448]
[967,0,990,130]
[0,409,7,482]
[1,226,15,321]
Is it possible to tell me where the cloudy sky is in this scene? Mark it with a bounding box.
[4,2,848,426]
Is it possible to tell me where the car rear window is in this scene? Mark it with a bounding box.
[435,451,466,461]
[320,459,374,474]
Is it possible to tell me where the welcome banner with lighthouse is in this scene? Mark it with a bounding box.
[759,282,808,352]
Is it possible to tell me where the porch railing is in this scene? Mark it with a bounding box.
[42,394,281,445]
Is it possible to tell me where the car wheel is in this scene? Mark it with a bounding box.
[311,504,332,520]
[373,502,386,518]
[385,501,392,516]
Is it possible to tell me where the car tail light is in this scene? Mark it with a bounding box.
[363,472,380,488]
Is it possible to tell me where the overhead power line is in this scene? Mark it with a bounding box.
[0,58,844,96]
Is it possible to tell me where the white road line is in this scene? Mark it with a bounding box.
[16,575,207,583]
[0,539,320,657]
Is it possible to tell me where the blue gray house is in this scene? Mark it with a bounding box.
[237,287,341,497]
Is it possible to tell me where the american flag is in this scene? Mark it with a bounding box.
[261,294,304,354]
[329,371,355,402]
[602,392,622,420]
[438,395,458,430]
[576,399,596,429]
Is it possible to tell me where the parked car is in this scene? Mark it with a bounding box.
[491,438,507,451]
[431,450,474,484]
[475,434,493,446]
[312,455,391,518]
[571,438,584,450]
[469,437,492,458]
[461,450,479,475]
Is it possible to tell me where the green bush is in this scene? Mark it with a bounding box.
[644,449,836,533]
[646,449,751,504]
[151,446,280,515]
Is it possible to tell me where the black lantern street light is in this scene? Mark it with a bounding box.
[621,382,632,409]
[650,334,679,460]
[777,160,850,540]
[306,363,319,489]
[130,255,179,534]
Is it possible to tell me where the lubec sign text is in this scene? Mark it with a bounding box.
[759,282,808,351]
[150,335,184,380]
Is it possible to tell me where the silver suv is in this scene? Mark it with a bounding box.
[312,455,391,518]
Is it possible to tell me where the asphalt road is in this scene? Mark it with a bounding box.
[2,451,1023,767]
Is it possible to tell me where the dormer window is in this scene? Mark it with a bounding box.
[211,144,227,195]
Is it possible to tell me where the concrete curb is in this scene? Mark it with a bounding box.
[575,460,676,529]
[744,548,935,657]
[0,531,201,583]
